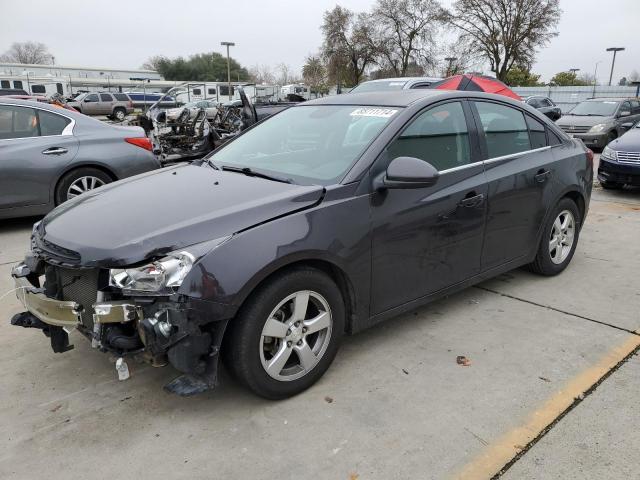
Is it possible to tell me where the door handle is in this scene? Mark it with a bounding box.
[42,147,68,155]
[459,193,485,208]
[535,169,551,183]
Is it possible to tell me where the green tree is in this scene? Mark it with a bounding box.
[549,71,589,86]
[143,52,249,82]
[504,66,542,86]
[302,55,328,95]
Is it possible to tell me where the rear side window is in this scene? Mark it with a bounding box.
[526,115,547,149]
[387,101,471,172]
[542,98,554,107]
[100,93,113,102]
[474,101,530,158]
[113,93,129,101]
[38,110,71,136]
[0,105,39,139]
[32,84,46,94]
[527,98,542,108]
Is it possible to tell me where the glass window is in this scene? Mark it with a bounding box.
[85,94,99,102]
[219,85,234,96]
[100,93,113,102]
[526,115,547,149]
[548,129,563,146]
[474,101,531,158]
[570,100,619,116]
[527,98,542,108]
[542,98,554,107]
[209,105,398,185]
[192,88,202,95]
[350,80,407,93]
[31,85,46,94]
[13,80,23,89]
[38,110,71,136]
[208,88,216,95]
[56,83,64,95]
[631,100,640,114]
[619,101,632,115]
[113,93,129,101]
[0,105,39,140]
[1,80,10,88]
[387,101,471,172]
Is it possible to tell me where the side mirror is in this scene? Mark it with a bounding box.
[375,156,439,190]
[619,110,631,117]
[621,122,634,130]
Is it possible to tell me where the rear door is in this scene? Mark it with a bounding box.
[370,100,487,314]
[471,100,558,271]
[0,105,79,209]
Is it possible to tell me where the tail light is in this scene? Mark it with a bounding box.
[585,148,594,170]
[128,100,133,108]
[125,137,152,151]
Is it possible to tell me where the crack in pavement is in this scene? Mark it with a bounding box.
[474,285,640,336]
[491,347,640,479]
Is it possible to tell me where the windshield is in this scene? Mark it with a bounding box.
[350,80,408,93]
[208,105,399,185]
[569,101,619,116]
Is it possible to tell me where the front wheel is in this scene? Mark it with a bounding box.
[527,198,581,276]
[226,267,344,399]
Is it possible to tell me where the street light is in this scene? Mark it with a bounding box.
[606,47,625,86]
[444,57,458,77]
[592,61,602,97]
[569,68,580,86]
[221,41,235,100]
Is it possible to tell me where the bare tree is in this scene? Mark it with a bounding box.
[446,0,561,81]
[275,63,292,85]
[0,41,54,64]
[372,0,444,77]
[141,55,167,71]
[321,6,377,87]
[249,64,276,84]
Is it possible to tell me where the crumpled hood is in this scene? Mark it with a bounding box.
[41,164,324,267]
[556,115,613,127]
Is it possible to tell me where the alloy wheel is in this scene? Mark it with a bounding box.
[66,176,106,200]
[549,209,575,264]
[259,290,333,382]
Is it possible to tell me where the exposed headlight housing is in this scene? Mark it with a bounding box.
[589,123,609,133]
[602,146,618,161]
[109,251,195,295]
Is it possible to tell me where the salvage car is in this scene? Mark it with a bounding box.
[350,76,442,93]
[524,95,562,121]
[11,90,593,399]
[598,120,640,188]
[556,98,640,150]
[0,98,160,219]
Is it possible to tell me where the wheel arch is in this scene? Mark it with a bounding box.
[53,163,119,205]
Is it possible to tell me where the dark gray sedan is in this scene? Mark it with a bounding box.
[0,99,160,220]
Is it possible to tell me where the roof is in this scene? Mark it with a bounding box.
[0,97,86,117]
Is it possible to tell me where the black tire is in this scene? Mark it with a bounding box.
[600,180,623,190]
[112,107,126,122]
[225,267,345,399]
[55,168,113,205]
[527,198,581,276]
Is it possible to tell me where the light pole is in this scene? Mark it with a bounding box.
[221,41,235,100]
[606,47,625,86]
[569,68,580,86]
[444,57,458,77]
[592,61,602,97]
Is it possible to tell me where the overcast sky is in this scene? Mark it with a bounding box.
[0,0,638,83]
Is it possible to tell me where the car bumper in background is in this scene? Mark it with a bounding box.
[570,132,609,149]
[598,157,640,185]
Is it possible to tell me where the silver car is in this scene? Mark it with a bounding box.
[0,99,160,220]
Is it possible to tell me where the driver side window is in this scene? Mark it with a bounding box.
[386,101,471,172]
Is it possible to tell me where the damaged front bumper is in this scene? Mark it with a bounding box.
[10,262,231,396]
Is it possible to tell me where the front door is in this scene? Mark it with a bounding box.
[471,100,557,270]
[99,93,115,115]
[370,100,487,315]
[0,104,78,209]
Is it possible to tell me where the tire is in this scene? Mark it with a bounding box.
[112,107,126,122]
[600,180,623,190]
[527,198,581,276]
[55,168,113,205]
[225,267,345,399]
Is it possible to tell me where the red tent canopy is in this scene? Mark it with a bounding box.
[431,74,521,100]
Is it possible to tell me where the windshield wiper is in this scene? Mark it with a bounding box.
[221,165,293,184]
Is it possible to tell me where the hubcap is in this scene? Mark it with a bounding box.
[66,176,106,200]
[260,290,332,381]
[549,209,575,264]
[115,110,125,120]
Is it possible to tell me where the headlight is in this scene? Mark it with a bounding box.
[589,123,608,133]
[109,251,195,295]
[602,146,618,161]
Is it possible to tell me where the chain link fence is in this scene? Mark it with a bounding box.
[512,85,640,112]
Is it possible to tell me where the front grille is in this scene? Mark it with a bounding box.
[559,125,591,134]
[617,151,640,164]
[58,267,99,328]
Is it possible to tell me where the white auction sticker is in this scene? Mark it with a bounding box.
[350,108,398,118]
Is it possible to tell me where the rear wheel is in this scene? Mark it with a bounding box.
[55,168,112,205]
[112,107,126,122]
[527,198,580,276]
[226,267,344,399]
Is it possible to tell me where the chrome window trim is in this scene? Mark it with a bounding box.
[0,102,76,142]
[438,146,552,175]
